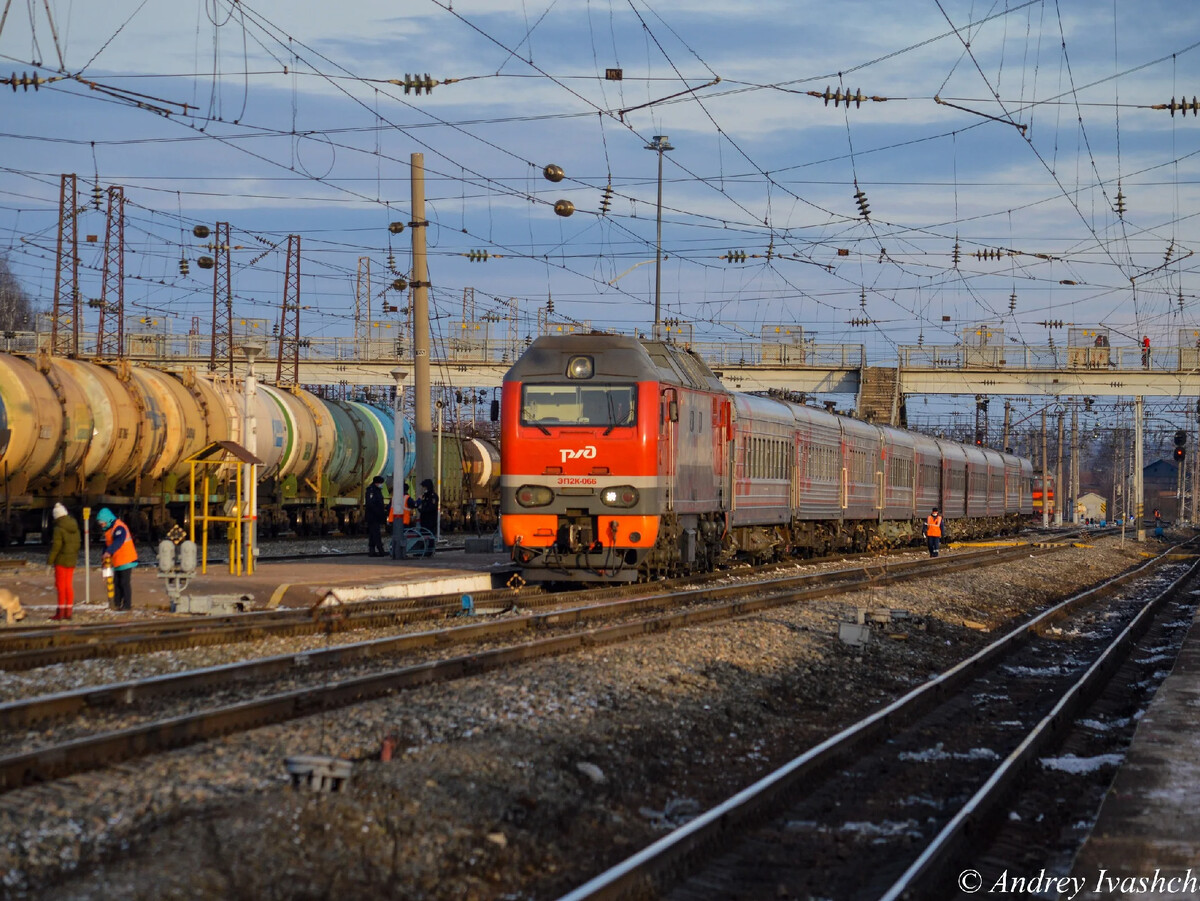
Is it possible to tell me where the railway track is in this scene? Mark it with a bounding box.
[0,538,1077,792]
[0,539,1074,670]
[557,539,1199,900]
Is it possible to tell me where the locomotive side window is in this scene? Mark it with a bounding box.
[521,385,637,428]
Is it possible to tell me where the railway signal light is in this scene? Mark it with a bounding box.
[1174,430,1187,462]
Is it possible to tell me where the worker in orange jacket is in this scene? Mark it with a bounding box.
[923,506,943,558]
[97,507,138,611]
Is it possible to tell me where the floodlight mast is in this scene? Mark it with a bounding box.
[645,135,674,340]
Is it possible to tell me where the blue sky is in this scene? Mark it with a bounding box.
[2,0,1199,393]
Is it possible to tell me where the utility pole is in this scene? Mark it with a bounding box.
[1114,428,1125,523]
[1041,410,1049,528]
[1193,401,1199,524]
[51,173,79,357]
[1135,396,1145,542]
[1069,403,1079,523]
[411,153,434,494]
[645,135,673,340]
[355,256,371,358]
[1002,401,1011,452]
[1055,411,1064,527]
[275,235,301,387]
[97,185,125,359]
[209,221,233,374]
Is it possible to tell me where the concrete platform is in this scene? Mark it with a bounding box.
[1070,603,1200,899]
[0,546,517,621]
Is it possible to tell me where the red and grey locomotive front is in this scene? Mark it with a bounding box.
[500,335,663,582]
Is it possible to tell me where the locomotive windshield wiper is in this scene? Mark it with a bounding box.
[603,394,619,436]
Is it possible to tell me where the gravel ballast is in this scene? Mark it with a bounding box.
[0,534,1171,900]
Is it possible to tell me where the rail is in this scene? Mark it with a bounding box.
[556,539,1197,901]
[0,542,1064,790]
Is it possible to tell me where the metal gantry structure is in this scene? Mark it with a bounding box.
[275,234,302,387]
[209,221,233,375]
[50,173,79,358]
[96,185,125,359]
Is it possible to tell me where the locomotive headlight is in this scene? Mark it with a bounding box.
[601,486,639,508]
[515,485,554,507]
[566,355,594,379]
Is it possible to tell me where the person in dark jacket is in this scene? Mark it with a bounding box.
[418,478,439,533]
[48,503,81,620]
[364,475,388,556]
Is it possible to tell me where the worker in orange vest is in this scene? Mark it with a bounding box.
[390,483,416,558]
[923,506,943,558]
[97,507,138,611]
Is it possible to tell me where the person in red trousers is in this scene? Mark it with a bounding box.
[48,503,81,620]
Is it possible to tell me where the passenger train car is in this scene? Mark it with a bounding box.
[500,334,1034,583]
[0,350,499,543]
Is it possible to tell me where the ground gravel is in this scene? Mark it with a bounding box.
[0,533,1166,900]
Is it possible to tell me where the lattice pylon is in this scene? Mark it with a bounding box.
[97,185,125,359]
[209,221,233,374]
[355,256,371,355]
[51,173,79,357]
[276,235,302,386]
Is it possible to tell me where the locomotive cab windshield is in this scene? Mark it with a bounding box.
[521,384,637,430]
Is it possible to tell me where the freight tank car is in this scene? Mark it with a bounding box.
[0,350,420,543]
[500,334,1033,583]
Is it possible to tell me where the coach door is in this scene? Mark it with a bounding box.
[714,396,733,512]
[660,387,678,512]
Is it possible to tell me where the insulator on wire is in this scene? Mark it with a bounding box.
[952,240,961,267]
[3,71,46,91]
[1155,95,1200,116]
[859,289,867,311]
[853,184,870,220]
[1009,293,1017,314]
[179,257,190,276]
[396,73,438,95]
[92,183,104,210]
[725,250,747,263]
[848,317,873,327]
[599,184,613,215]
[1114,187,1127,218]
[807,86,885,108]
[467,249,490,262]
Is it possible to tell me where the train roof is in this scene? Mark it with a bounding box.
[505,334,726,392]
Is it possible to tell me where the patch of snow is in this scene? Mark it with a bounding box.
[899,743,999,762]
[1039,753,1124,773]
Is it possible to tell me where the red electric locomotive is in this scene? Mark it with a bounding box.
[501,334,1033,583]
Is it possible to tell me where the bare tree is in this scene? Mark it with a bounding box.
[0,255,36,331]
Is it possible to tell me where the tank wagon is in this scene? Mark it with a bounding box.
[0,351,499,544]
[500,334,1034,583]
